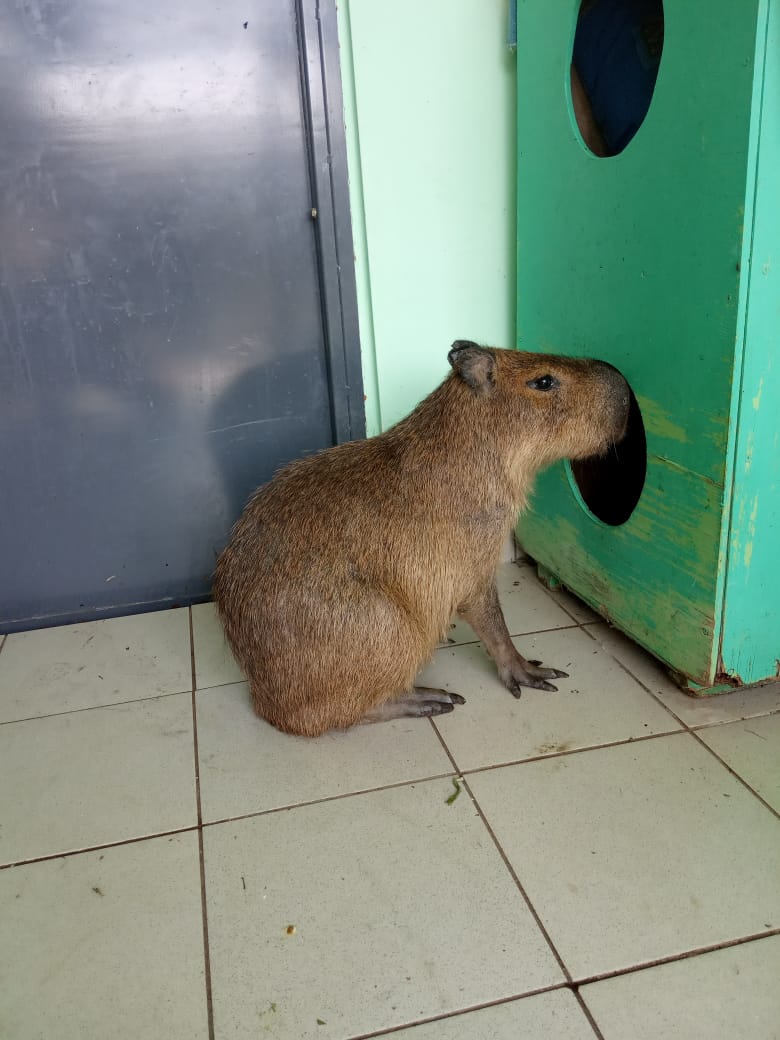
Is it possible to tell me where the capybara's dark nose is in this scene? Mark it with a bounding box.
[592,360,631,417]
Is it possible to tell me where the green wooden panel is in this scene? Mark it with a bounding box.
[515,2,763,686]
[516,2,759,480]
[520,457,722,684]
[721,1,780,684]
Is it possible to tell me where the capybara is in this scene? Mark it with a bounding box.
[213,341,630,736]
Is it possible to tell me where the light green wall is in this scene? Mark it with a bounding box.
[337,1,517,434]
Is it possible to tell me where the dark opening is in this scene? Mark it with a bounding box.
[570,0,665,157]
[569,386,646,526]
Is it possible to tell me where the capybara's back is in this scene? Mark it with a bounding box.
[213,341,630,736]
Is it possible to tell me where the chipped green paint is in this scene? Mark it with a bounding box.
[675,676,742,697]
[536,564,562,590]
[635,396,688,445]
[516,1,778,692]
[742,495,760,569]
[743,430,756,474]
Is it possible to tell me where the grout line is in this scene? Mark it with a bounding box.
[428,720,575,987]
[190,605,198,693]
[342,983,570,1040]
[579,625,780,734]
[198,729,710,837]
[435,623,605,655]
[428,716,460,772]
[436,622,580,655]
[0,773,457,872]
[0,825,198,871]
[689,706,780,731]
[571,988,606,1039]
[190,607,215,1040]
[0,687,192,727]
[579,623,694,730]
[687,728,780,822]
[0,634,6,657]
[200,771,457,830]
[191,677,246,695]
[458,773,573,984]
[456,728,686,778]
[572,927,780,988]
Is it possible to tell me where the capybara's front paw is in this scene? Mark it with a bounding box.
[500,660,569,696]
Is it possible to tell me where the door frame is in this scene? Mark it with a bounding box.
[296,0,365,443]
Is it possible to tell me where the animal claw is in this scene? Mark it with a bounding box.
[421,700,455,716]
[504,670,562,695]
[527,663,569,680]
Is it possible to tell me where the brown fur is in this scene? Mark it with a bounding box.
[213,342,629,736]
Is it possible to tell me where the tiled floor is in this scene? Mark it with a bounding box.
[1,561,779,1039]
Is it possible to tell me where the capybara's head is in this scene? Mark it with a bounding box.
[447,341,630,466]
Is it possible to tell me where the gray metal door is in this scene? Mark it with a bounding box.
[0,0,362,631]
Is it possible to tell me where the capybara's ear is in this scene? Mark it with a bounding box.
[448,341,496,392]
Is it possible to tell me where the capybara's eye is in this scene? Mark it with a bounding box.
[526,375,557,391]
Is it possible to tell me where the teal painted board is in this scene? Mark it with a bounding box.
[721,0,780,685]
[516,3,756,482]
[515,1,777,691]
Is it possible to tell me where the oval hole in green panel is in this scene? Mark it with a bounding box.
[567,385,647,526]
[569,0,665,157]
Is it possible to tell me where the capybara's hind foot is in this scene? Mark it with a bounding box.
[362,687,466,724]
[501,659,569,696]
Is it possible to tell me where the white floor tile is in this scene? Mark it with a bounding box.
[203,780,563,1039]
[542,586,601,626]
[0,693,197,864]
[385,990,597,1039]
[468,733,780,979]
[581,935,780,1040]
[3,595,778,1036]
[419,628,679,772]
[0,833,208,1039]
[0,609,191,722]
[191,601,244,690]
[585,623,780,726]
[697,713,780,813]
[196,682,453,821]
[552,590,601,624]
